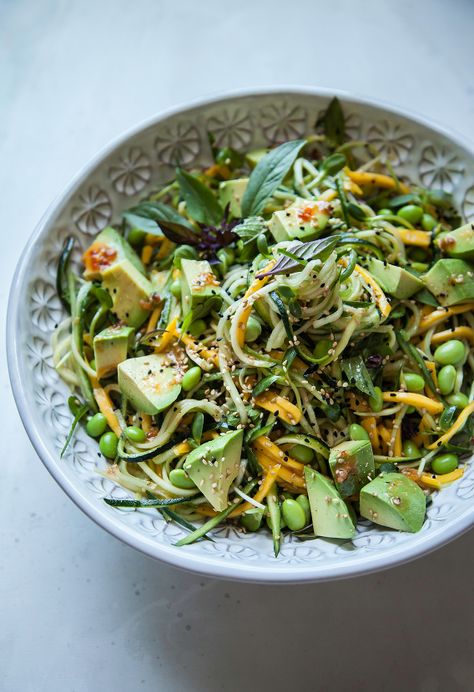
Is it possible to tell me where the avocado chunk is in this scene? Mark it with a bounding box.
[183,430,243,511]
[422,258,474,306]
[93,325,135,379]
[218,178,248,218]
[304,467,356,539]
[269,198,331,243]
[118,353,181,415]
[436,223,474,260]
[366,257,424,299]
[82,227,145,280]
[150,269,170,297]
[181,258,221,317]
[102,259,153,328]
[329,440,375,499]
[360,472,426,532]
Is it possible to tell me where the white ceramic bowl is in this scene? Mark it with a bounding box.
[8,88,474,583]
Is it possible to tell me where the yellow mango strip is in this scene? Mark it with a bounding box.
[229,463,282,518]
[396,229,431,248]
[382,391,443,415]
[141,245,154,265]
[204,163,231,179]
[418,303,474,333]
[156,238,175,260]
[253,390,302,425]
[201,431,219,442]
[420,468,464,490]
[252,436,305,473]
[361,417,380,450]
[377,425,391,454]
[354,263,391,317]
[257,452,306,490]
[318,189,338,202]
[268,350,307,373]
[90,377,122,437]
[346,168,410,194]
[424,361,439,400]
[343,178,363,196]
[180,333,219,368]
[146,306,162,333]
[145,234,164,246]
[236,261,275,347]
[427,401,474,450]
[154,317,179,353]
[141,413,152,434]
[173,441,191,456]
[431,326,474,346]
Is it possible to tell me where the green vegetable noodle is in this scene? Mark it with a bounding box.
[52,97,474,554]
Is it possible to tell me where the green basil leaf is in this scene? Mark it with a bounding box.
[233,216,267,239]
[123,212,161,234]
[245,421,275,445]
[252,374,281,398]
[341,355,376,398]
[257,235,340,278]
[241,139,306,216]
[387,193,421,209]
[127,201,199,245]
[176,168,223,226]
[318,97,346,146]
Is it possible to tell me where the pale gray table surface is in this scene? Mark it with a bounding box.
[1,1,474,690]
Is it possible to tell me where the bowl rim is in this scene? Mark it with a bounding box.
[7,85,474,583]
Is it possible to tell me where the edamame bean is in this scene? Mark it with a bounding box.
[170,279,181,298]
[438,364,456,395]
[169,468,196,489]
[245,316,262,343]
[86,412,108,438]
[402,372,425,392]
[378,208,392,216]
[403,440,421,458]
[281,499,307,531]
[182,366,202,391]
[431,453,458,475]
[397,204,423,224]
[421,213,437,232]
[446,392,469,409]
[188,319,207,338]
[433,339,465,366]
[99,431,118,459]
[290,444,314,464]
[349,423,370,441]
[296,495,311,525]
[124,425,146,443]
[127,228,147,246]
[241,508,264,532]
[369,386,383,413]
[313,338,332,361]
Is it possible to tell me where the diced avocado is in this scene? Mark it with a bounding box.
[181,258,221,317]
[436,223,474,260]
[82,227,145,280]
[117,353,181,415]
[366,257,424,299]
[304,467,356,539]
[183,430,243,511]
[93,325,134,379]
[102,259,153,328]
[422,258,474,306]
[150,269,170,296]
[218,178,248,218]
[360,472,426,532]
[269,198,331,243]
[329,440,375,499]
[246,148,271,168]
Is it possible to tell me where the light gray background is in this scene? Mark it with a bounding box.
[1,1,473,690]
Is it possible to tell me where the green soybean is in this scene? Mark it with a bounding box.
[313,338,332,361]
[290,444,314,464]
[433,340,465,366]
[421,213,437,232]
[403,372,425,393]
[296,495,311,525]
[281,499,307,531]
[182,366,202,391]
[369,386,383,413]
[349,423,370,441]
[128,228,147,246]
[431,453,458,475]
[245,316,262,343]
[99,431,118,459]
[188,319,207,338]
[378,208,392,216]
[403,440,421,458]
[438,364,456,395]
[86,412,108,438]
[170,280,182,298]
[241,508,264,532]
[446,392,469,409]
[169,468,196,489]
[124,425,146,443]
[397,204,423,224]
